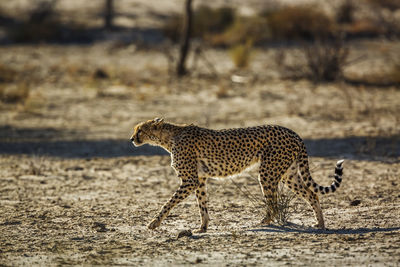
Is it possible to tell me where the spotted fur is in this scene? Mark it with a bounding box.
[130,118,344,232]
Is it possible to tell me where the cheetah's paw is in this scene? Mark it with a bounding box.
[148,219,161,230]
[314,223,326,230]
[260,217,273,225]
[194,228,207,234]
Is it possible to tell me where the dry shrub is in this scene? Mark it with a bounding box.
[265,6,335,41]
[342,19,385,38]
[229,40,253,69]
[0,64,31,104]
[0,64,17,83]
[163,5,235,42]
[8,0,64,43]
[336,0,356,24]
[193,5,235,37]
[367,0,400,10]
[278,37,349,82]
[389,64,400,84]
[366,0,400,38]
[162,14,182,42]
[304,38,349,82]
[335,0,385,38]
[210,16,269,46]
[164,4,337,46]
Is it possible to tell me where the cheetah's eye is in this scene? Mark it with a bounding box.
[136,129,142,140]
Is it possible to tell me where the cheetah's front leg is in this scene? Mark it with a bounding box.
[148,180,199,230]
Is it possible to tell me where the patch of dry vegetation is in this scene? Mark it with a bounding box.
[229,40,253,69]
[264,6,335,41]
[0,64,30,104]
[210,16,269,46]
[365,0,400,38]
[230,177,297,226]
[0,83,30,104]
[336,0,356,24]
[163,5,235,43]
[6,0,63,43]
[367,0,400,9]
[276,37,350,82]
[275,184,297,225]
[163,2,400,48]
[303,38,349,82]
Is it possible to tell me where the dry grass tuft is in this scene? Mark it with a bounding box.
[21,156,48,176]
[230,177,296,226]
[274,184,297,225]
[21,90,45,114]
[229,40,253,69]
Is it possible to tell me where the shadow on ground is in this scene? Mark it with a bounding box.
[249,223,400,235]
[0,6,164,45]
[0,125,399,160]
[0,125,168,157]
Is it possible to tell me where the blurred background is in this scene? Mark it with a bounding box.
[1,1,400,265]
[0,0,399,158]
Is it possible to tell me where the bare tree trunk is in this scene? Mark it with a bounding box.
[176,0,193,77]
[104,0,114,30]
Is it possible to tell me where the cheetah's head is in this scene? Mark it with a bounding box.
[130,118,164,147]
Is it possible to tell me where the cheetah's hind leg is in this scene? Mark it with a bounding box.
[258,151,292,225]
[194,178,209,233]
[281,164,325,229]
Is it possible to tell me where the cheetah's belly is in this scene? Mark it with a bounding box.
[197,157,259,178]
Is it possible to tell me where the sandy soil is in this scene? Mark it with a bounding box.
[0,31,400,267]
[0,155,399,266]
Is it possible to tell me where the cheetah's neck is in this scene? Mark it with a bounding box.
[157,123,187,152]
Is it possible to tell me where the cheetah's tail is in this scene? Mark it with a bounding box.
[303,159,344,195]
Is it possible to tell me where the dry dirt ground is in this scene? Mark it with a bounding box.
[0,40,400,266]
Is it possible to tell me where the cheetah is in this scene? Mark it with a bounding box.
[130,118,344,233]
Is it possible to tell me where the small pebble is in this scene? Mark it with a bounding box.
[350,199,361,206]
[177,229,192,238]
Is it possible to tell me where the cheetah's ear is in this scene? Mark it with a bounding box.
[153,118,164,125]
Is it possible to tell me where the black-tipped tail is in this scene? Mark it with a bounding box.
[313,160,344,194]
